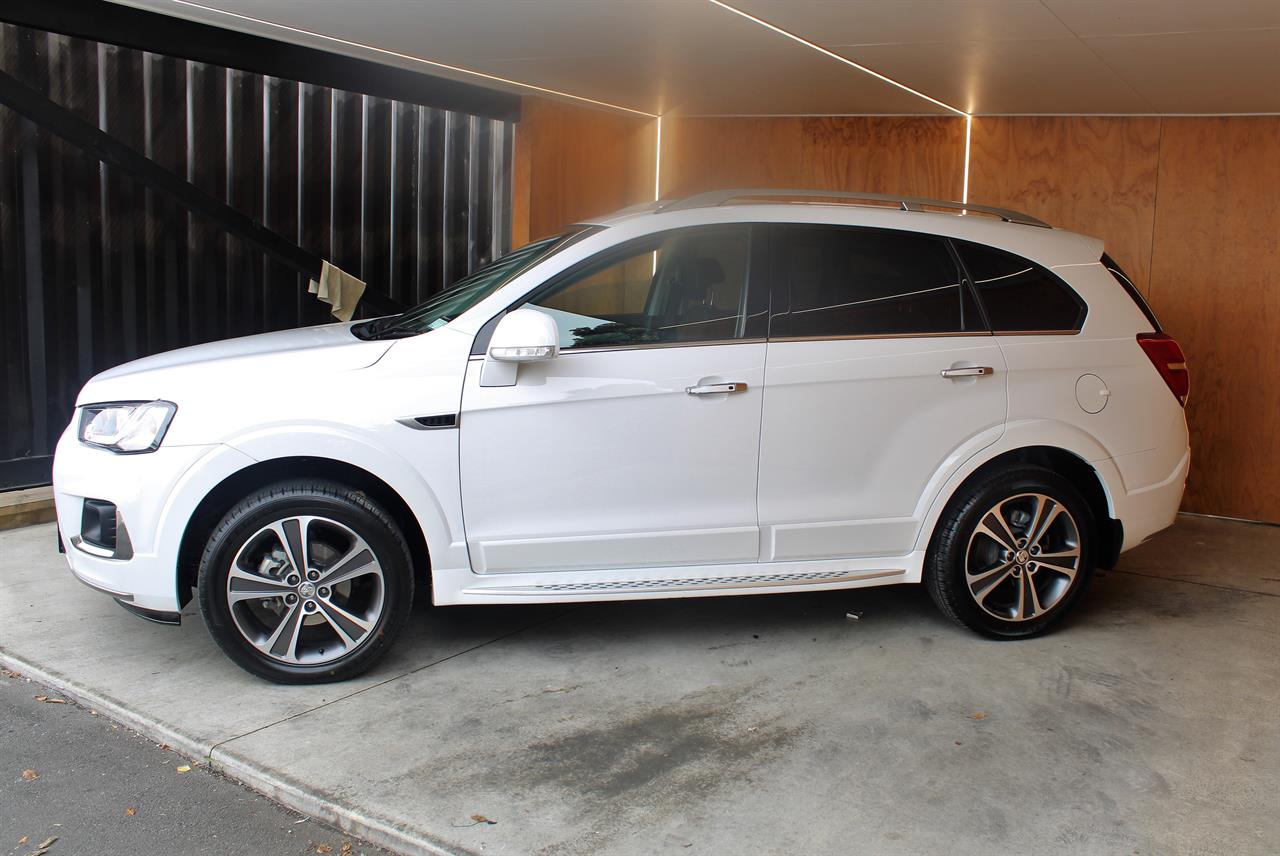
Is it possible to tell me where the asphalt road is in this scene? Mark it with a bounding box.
[0,667,391,856]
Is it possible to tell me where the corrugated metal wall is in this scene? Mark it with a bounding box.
[0,22,514,489]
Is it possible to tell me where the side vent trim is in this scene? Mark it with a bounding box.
[397,414,459,430]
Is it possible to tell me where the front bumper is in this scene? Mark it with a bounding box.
[53,425,252,614]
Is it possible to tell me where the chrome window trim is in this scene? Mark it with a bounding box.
[467,337,765,360]
[551,337,766,355]
[768,331,994,343]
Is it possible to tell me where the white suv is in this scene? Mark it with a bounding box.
[52,189,1190,683]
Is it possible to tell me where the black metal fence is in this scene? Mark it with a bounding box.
[0,21,514,490]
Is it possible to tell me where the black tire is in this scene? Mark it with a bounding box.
[925,466,1095,639]
[197,479,414,683]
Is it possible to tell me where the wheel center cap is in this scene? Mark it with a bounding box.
[1015,549,1030,564]
[298,581,316,598]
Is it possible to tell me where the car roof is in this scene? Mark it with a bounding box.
[582,188,1105,265]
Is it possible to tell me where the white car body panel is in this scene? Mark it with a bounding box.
[51,199,1188,617]
[459,342,766,574]
[757,335,1008,562]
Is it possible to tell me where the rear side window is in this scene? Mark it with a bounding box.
[772,225,983,337]
[954,240,1086,332]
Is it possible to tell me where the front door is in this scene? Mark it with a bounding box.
[459,225,768,574]
[757,224,1007,562]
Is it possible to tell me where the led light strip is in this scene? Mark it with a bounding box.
[164,0,658,118]
[705,0,975,203]
[654,115,664,201]
[962,115,973,203]
[705,0,968,118]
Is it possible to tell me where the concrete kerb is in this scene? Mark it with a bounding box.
[0,646,468,856]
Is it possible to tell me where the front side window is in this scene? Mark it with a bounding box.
[356,227,597,339]
[954,240,1086,332]
[527,227,752,350]
[771,225,981,338]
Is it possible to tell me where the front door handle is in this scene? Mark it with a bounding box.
[940,366,993,378]
[686,382,748,395]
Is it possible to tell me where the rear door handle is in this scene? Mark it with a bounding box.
[940,366,994,378]
[686,382,748,395]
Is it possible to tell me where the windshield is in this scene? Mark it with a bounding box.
[355,226,598,339]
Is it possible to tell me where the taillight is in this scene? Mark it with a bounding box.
[1137,333,1189,406]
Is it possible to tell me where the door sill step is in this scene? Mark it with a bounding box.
[463,568,904,597]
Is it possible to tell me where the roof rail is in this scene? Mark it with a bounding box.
[658,188,1051,228]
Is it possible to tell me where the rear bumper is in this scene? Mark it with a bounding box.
[1114,446,1190,552]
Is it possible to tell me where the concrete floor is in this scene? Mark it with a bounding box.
[1,516,1276,855]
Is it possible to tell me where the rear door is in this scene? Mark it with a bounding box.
[757,224,1007,561]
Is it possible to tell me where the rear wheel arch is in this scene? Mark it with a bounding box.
[177,456,431,607]
[931,445,1122,570]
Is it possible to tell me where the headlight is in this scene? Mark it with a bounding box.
[78,401,177,453]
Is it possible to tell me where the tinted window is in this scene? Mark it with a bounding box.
[529,227,751,349]
[955,240,1086,332]
[1102,253,1161,332]
[772,226,980,337]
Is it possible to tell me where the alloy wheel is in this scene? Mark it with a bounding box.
[225,515,385,665]
[964,493,1082,622]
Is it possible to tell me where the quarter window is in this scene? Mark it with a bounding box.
[772,226,981,337]
[954,240,1086,332]
[529,227,751,350]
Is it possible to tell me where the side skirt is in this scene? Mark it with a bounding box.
[432,552,926,605]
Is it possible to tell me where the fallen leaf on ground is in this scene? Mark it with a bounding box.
[21,769,39,781]
[175,765,191,773]
[340,844,353,855]
[969,712,987,720]
[18,836,28,845]
[124,808,136,817]
[2,668,20,678]
[315,845,333,854]
[471,814,497,825]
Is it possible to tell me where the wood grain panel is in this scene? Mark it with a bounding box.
[661,116,965,201]
[1149,118,1280,522]
[968,117,1161,292]
[514,97,656,242]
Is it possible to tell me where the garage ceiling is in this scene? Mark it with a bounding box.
[115,0,1280,116]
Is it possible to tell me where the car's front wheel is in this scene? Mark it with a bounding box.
[197,480,413,683]
[925,466,1095,638]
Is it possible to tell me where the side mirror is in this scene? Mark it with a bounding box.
[480,307,559,387]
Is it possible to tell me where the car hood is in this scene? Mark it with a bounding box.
[79,322,395,405]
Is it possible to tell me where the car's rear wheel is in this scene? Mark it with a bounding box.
[197,480,413,683]
[925,466,1095,638]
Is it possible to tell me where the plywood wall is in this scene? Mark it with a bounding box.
[967,116,1279,522]
[512,107,1280,522]
[967,117,1162,294]
[1147,118,1280,521]
[660,116,965,201]
[512,97,656,244]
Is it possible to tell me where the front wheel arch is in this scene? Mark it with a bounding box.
[177,457,431,608]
